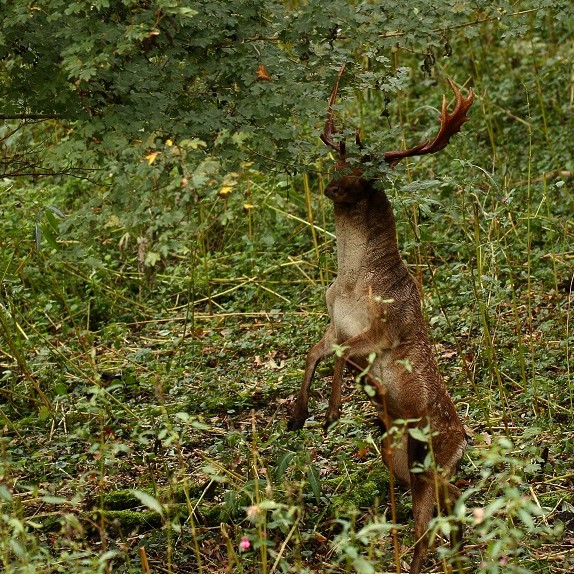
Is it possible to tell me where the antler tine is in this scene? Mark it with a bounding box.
[384,79,474,166]
[320,63,347,157]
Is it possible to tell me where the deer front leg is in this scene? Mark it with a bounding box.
[320,328,394,430]
[324,354,345,430]
[339,325,395,361]
[288,330,336,431]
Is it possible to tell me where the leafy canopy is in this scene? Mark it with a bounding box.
[2,0,560,183]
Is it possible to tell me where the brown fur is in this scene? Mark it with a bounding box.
[288,172,467,573]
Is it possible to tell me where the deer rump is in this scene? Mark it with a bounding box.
[288,64,474,574]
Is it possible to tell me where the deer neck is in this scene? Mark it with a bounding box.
[333,189,401,281]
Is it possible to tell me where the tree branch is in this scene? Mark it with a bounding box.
[0,114,64,121]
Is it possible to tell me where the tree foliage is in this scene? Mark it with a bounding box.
[3,0,570,183]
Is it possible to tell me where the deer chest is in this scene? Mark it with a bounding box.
[326,283,373,342]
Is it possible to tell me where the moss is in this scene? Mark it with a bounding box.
[102,489,143,510]
[202,502,225,525]
[538,491,574,508]
[92,484,228,532]
[91,502,192,531]
[331,466,390,511]
[98,509,163,529]
[101,482,208,511]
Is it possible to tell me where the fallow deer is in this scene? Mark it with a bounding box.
[288,65,474,574]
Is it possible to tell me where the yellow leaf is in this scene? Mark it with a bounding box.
[145,152,159,165]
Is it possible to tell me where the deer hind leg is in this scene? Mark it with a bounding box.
[408,432,465,574]
[410,476,464,574]
[407,433,437,574]
[288,330,336,431]
[435,438,466,560]
[408,471,435,574]
[441,482,464,562]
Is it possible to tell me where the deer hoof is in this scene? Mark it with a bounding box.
[323,411,341,433]
[287,411,308,431]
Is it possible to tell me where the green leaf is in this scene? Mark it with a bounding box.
[257,499,284,511]
[0,485,13,502]
[38,405,51,421]
[39,224,58,249]
[34,224,43,250]
[353,556,375,574]
[400,180,442,192]
[41,495,68,504]
[363,383,377,398]
[131,490,164,517]
[275,452,295,480]
[306,463,321,504]
[395,358,413,373]
[46,205,66,219]
[408,427,430,443]
[173,7,198,18]
[190,419,212,431]
[44,208,60,231]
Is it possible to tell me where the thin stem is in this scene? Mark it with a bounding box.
[303,173,324,284]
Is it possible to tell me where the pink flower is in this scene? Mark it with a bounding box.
[246,505,259,520]
[239,536,251,551]
[472,507,485,524]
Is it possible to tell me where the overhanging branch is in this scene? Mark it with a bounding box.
[0,114,64,121]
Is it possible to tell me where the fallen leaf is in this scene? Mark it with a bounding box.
[357,446,371,459]
[441,349,457,359]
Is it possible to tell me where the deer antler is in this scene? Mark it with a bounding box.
[320,69,474,168]
[320,63,347,158]
[383,79,474,166]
